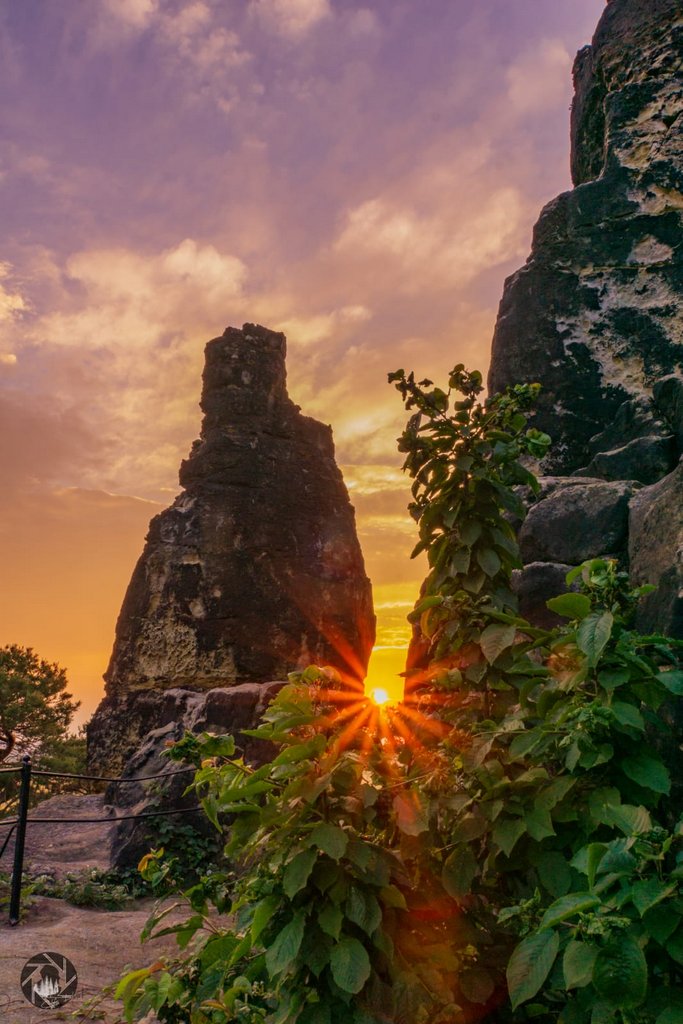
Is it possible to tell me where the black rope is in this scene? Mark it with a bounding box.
[0,823,15,860]
[0,806,203,827]
[29,767,197,783]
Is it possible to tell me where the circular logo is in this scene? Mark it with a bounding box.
[20,951,77,1009]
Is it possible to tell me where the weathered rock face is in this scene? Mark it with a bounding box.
[489,0,683,474]
[487,0,683,638]
[89,324,374,769]
[102,682,284,866]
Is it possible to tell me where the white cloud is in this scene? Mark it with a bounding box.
[279,304,371,346]
[0,353,17,366]
[334,187,527,290]
[506,39,572,115]
[250,0,332,39]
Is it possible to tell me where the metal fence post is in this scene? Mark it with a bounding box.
[9,755,31,926]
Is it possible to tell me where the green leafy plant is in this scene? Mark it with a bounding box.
[116,366,683,1024]
[32,867,152,909]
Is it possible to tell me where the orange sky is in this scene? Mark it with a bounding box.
[0,0,606,722]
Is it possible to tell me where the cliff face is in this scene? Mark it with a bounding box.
[104,324,375,696]
[89,323,374,771]
[489,0,683,474]
[487,0,683,637]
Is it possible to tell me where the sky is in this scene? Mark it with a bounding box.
[0,0,606,720]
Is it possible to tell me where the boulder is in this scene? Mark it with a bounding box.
[512,562,579,629]
[629,460,683,635]
[580,435,677,485]
[519,481,636,565]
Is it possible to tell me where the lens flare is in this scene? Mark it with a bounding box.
[371,687,391,705]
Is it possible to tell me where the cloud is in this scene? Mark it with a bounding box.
[334,187,527,291]
[0,261,27,322]
[3,239,247,498]
[250,0,332,39]
[506,38,573,115]
[100,0,158,30]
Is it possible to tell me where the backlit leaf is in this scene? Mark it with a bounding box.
[480,624,516,664]
[546,593,592,620]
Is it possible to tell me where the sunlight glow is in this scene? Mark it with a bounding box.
[371,687,391,705]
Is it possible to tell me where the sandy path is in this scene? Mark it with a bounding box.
[0,895,183,1023]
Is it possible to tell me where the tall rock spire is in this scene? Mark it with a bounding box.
[489,0,683,474]
[104,323,375,696]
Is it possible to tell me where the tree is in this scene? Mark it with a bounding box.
[0,645,79,762]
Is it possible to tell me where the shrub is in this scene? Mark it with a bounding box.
[117,367,683,1024]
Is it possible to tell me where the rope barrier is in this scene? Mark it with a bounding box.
[28,767,196,783]
[0,805,203,828]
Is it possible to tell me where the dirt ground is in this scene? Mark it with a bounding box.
[0,793,187,1023]
[0,895,182,1023]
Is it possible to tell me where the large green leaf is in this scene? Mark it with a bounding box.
[476,547,502,577]
[441,845,477,899]
[493,817,526,857]
[480,624,516,664]
[546,593,592,620]
[621,752,671,795]
[392,791,429,835]
[318,903,343,940]
[265,912,306,977]
[629,878,676,917]
[536,851,572,898]
[611,702,645,731]
[657,669,683,695]
[345,886,382,936]
[330,937,371,994]
[563,941,598,989]
[283,848,318,898]
[524,807,555,841]
[506,929,560,1010]
[251,894,280,942]
[308,823,348,860]
[643,904,680,944]
[667,925,683,965]
[593,935,647,1008]
[577,611,613,667]
[540,893,600,930]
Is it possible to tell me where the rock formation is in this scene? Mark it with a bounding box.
[487,0,683,635]
[490,0,683,473]
[88,323,374,772]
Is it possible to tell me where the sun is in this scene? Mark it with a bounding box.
[370,687,391,706]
